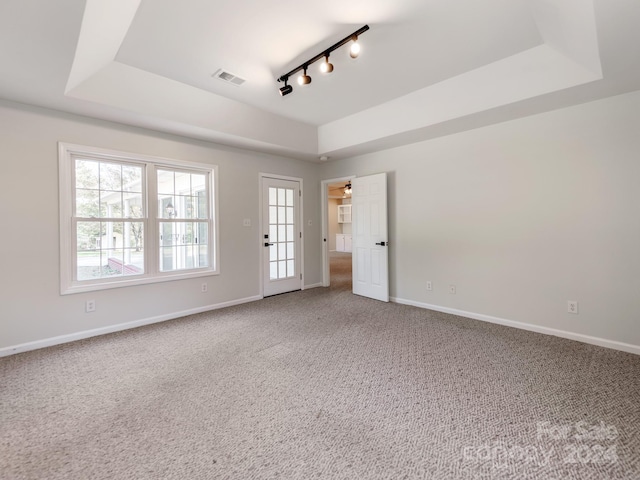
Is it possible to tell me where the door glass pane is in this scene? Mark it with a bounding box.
[265,186,296,282]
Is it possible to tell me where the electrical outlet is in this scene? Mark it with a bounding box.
[243,218,251,227]
[568,301,578,314]
[85,300,96,313]
[449,285,456,294]
[426,281,433,291]
[201,283,208,293]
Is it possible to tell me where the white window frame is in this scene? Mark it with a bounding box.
[59,142,219,295]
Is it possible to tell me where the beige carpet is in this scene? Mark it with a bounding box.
[1,254,639,479]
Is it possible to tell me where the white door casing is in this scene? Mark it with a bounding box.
[352,173,389,302]
[262,177,302,296]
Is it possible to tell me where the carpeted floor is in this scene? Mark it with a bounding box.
[1,254,639,479]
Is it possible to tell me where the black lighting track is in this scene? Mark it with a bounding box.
[277,25,370,84]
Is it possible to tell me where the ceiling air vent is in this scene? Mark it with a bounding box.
[212,69,246,86]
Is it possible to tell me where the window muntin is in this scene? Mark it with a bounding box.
[59,143,218,294]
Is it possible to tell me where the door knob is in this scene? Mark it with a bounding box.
[375,241,387,246]
[264,242,274,247]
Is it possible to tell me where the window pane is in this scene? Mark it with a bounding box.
[76,251,102,281]
[269,225,278,242]
[278,188,285,206]
[122,165,142,193]
[175,171,191,194]
[199,245,208,266]
[287,260,295,277]
[287,242,294,260]
[191,173,206,192]
[197,191,208,219]
[278,260,287,279]
[101,191,122,218]
[286,207,294,224]
[100,162,122,191]
[286,189,293,206]
[270,262,278,280]
[126,196,144,218]
[159,221,209,271]
[76,189,99,218]
[185,196,196,219]
[278,207,285,223]
[287,225,294,242]
[157,170,175,195]
[269,206,277,224]
[269,244,277,261]
[278,242,286,261]
[197,222,208,247]
[269,187,277,206]
[278,225,286,244]
[75,160,99,189]
[77,221,103,252]
[159,196,176,219]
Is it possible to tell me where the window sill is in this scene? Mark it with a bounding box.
[61,268,219,295]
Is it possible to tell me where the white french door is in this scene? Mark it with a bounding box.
[352,173,389,302]
[262,177,302,296]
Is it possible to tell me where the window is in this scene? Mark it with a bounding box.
[59,143,218,294]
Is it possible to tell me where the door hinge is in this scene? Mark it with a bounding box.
[299,232,302,238]
[300,273,302,280]
[299,190,301,197]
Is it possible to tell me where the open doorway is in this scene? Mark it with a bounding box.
[321,177,354,290]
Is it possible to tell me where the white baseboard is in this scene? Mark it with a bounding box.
[0,295,262,358]
[390,297,640,356]
[304,282,324,290]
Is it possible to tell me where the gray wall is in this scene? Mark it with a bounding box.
[320,90,640,349]
[3,88,640,353]
[0,100,321,350]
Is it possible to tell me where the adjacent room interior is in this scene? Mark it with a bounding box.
[1,0,639,478]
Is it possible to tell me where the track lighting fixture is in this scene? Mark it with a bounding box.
[344,182,352,196]
[320,54,334,74]
[277,25,369,97]
[279,77,293,96]
[350,36,361,58]
[298,66,312,85]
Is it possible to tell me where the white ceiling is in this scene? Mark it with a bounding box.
[1,0,639,161]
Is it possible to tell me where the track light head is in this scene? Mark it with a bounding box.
[298,66,312,85]
[320,54,334,74]
[279,84,293,96]
[279,77,293,96]
[350,36,361,58]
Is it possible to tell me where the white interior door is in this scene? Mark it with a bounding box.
[352,173,389,302]
[262,178,302,296]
